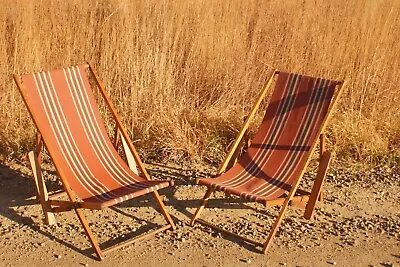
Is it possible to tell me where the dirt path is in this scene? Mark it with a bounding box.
[0,161,399,267]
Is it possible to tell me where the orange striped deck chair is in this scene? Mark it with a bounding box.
[190,70,345,253]
[13,64,175,260]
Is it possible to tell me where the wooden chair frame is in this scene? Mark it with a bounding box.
[14,63,175,260]
[190,70,345,253]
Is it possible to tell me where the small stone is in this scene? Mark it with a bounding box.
[246,259,252,264]
[55,254,62,259]
[280,263,287,266]
[327,260,337,265]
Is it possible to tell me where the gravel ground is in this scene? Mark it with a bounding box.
[0,159,399,266]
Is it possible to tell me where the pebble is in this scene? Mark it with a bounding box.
[240,259,252,264]
[327,260,337,265]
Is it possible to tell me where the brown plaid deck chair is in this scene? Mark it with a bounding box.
[190,70,345,253]
[13,64,175,260]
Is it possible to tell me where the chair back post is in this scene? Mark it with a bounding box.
[87,63,152,180]
[217,70,278,175]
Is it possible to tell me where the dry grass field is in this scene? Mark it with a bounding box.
[0,0,399,164]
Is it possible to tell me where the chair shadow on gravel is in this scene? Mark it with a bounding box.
[0,163,99,260]
[146,162,274,216]
[145,163,272,253]
[0,163,178,260]
[0,161,266,257]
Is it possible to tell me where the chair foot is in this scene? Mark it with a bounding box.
[190,188,214,226]
[74,207,105,260]
[28,151,56,225]
[151,191,176,229]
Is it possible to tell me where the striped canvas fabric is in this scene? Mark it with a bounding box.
[199,72,339,203]
[21,65,170,209]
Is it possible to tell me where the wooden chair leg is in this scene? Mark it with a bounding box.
[190,188,214,226]
[151,191,176,229]
[262,193,293,253]
[73,206,104,260]
[304,151,332,220]
[28,151,56,225]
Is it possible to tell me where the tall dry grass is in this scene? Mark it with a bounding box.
[0,0,399,164]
